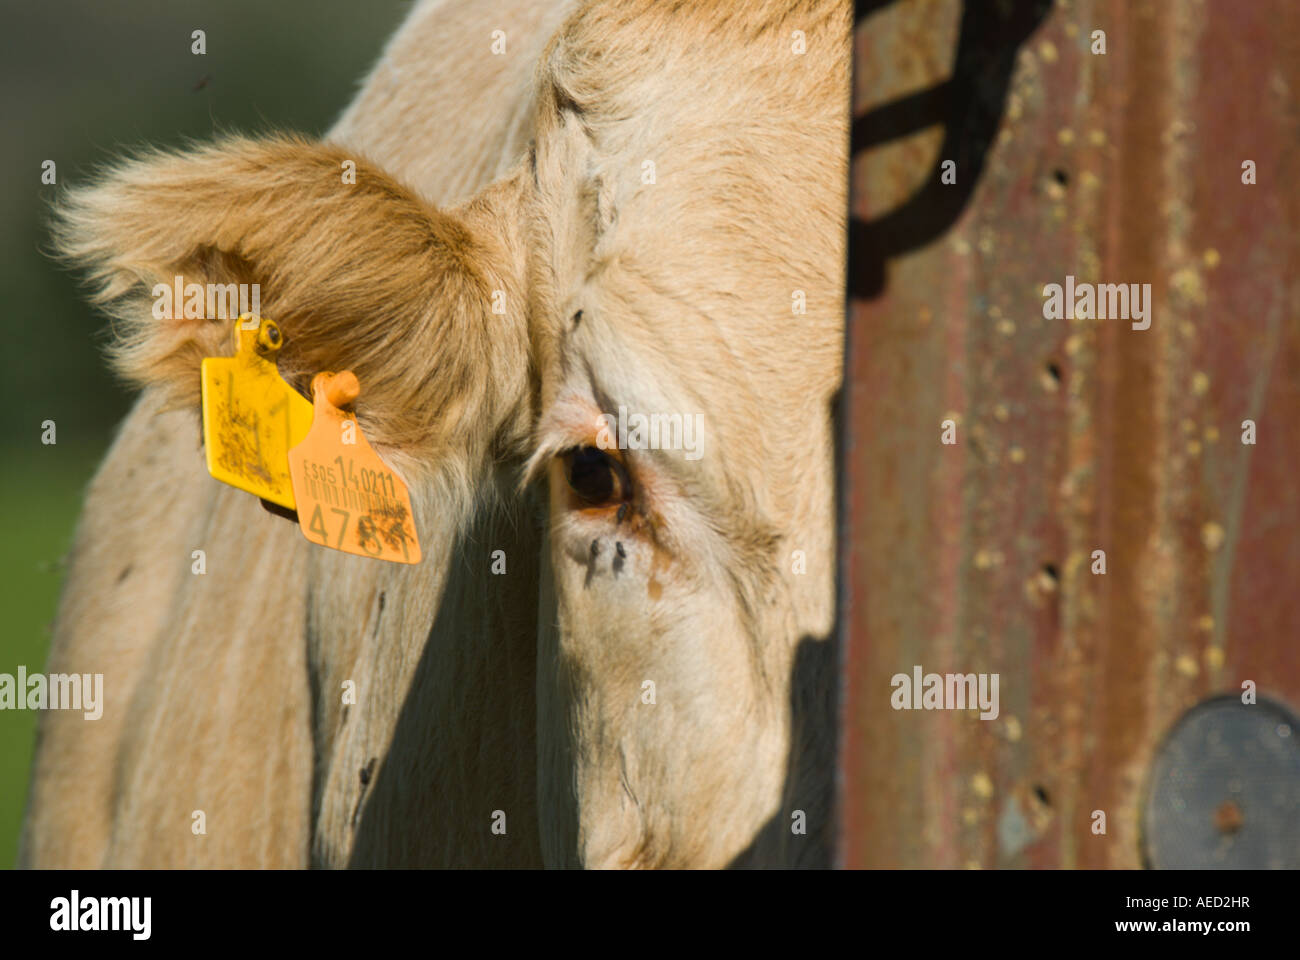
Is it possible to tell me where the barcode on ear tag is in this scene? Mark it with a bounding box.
[287,371,421,564]
[200,315,313,509]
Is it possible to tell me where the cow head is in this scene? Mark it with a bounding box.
[55,0,849,868]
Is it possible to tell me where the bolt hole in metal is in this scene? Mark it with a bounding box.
[1143,695,1300,868]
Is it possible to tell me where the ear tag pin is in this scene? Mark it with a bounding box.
[200,314,314,509]
[288,371,421,564]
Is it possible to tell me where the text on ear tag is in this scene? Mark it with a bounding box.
[200,315,313,509]
[287,371,421,564]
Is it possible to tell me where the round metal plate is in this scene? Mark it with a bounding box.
[1144,695,1300,869]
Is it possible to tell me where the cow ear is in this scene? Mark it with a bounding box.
[54,134,532,464]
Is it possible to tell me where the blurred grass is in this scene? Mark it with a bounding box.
[0,0,411,867]
[0,444,105,867]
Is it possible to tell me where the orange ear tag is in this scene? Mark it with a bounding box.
[200,315,314,509]
[287,371,422,564]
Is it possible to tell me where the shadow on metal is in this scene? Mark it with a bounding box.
[849,0,1052,298]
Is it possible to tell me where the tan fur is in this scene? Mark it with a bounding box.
[22,0,848,868]
[22,0,555,869]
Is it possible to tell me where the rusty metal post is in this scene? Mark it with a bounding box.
[838,0,1300,868]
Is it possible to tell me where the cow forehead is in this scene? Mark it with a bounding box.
[525,0,849,464]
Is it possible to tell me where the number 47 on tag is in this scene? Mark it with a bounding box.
[287,371,421,564]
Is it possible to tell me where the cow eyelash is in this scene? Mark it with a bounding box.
[562,446,632,507]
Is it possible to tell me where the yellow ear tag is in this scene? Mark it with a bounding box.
[200,315,314,509]
[287,371,422,564]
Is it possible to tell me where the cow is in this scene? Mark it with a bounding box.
[20,0,849,868]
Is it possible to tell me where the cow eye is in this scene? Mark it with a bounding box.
[563,446,630,505]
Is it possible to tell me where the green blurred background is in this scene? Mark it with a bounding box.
[0,0,411,867]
